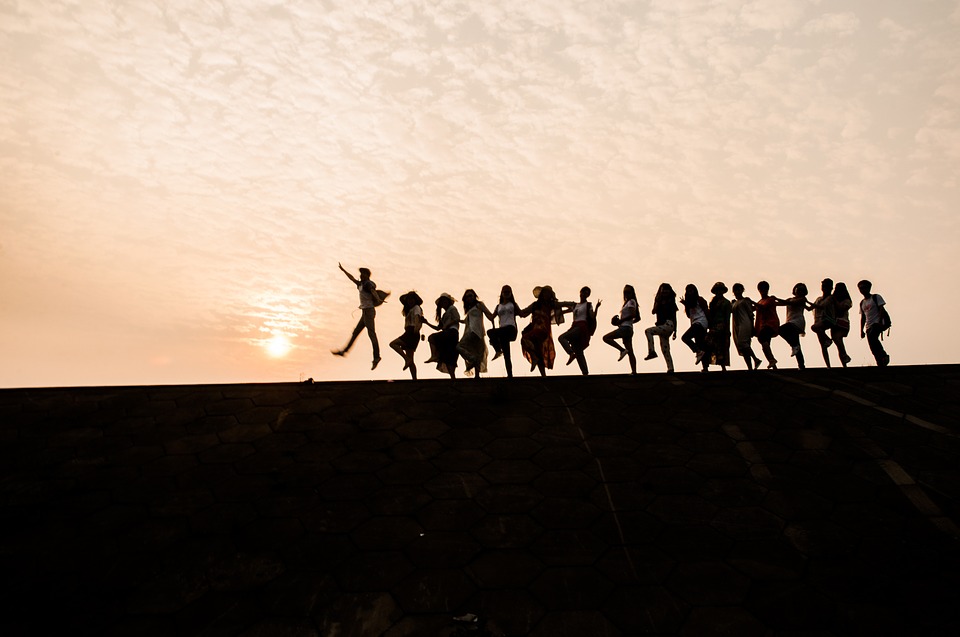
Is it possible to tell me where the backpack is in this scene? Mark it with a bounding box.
[874,294,892,335]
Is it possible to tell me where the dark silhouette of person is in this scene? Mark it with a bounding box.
[644,283,678,373]
[457,289,488,380]
[483,285,521,378]
[424,293,460,379]
[680,284,709,367]
[754,281,780,369]
[775,282,809,369]
[858,279,890,367]
[731,283,763,370]
[808,278,836,367]
[702,282,732,372]
[519,286,563,377]
[831,282,853,367]
[559,286,601,375]
[389,292,423,380]
[332,263,383,370]
[603,284,640,375]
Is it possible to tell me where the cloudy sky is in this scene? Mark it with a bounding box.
[2,0,958,387]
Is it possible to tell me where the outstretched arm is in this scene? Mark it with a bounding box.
[479,301,496,322]
[338,262,360,285]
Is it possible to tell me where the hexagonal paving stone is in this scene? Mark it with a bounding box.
[534,471,597,498]
[416,499,485,531]
[315,592,402,636]
[483,437,541,459]
[430,448,492,472]
[711,506,785,540]
[480,459,543,484]
[531,497,603,529]
[679,607,767,637]
[395,419,449,439]
[472,514,544,548]
[424,472,488,499]
[488,416,541,438]
[667,561,752,605]
[604,586,686,634]
[647,494,719,525]
[404,531,480,568]
[531,528,609,566]
[391,569,476,613]
[530,610,621,637]
[476,484,544,514]
[376,460,439,485]
[532,446,592,470]
[464,589,545,636]
[335,552,416,592]
[467,550,544,588]
[351,517,423,551]
[345,430,399,451]
[530,567,615,610]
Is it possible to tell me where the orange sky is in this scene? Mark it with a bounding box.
[2,0,959,387]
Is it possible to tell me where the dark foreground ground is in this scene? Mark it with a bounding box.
[2,365,960,636]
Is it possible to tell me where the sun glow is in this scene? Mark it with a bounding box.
[265,334,292,358]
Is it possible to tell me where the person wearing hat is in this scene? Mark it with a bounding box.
[389,292,424,380]
[701,282,732,372]
[332,262,385,370]
[424,293,460,378]
[519,285,564,377]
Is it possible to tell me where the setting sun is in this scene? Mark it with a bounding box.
[265,335,292,358]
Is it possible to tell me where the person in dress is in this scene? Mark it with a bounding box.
[731,283,763,370]
[457,289,488,380]
[389,292,423,380]
[558,286,602,376]
[754,281,780,369]
[680,284,709,367]
[831,282,853,367]
[603,284,640,375]
[702,282,732,372]
[484,285,521,378]
[775,283,809,369]
[519,286,564,377]
[644,283,678,373]
[424,293,460,378]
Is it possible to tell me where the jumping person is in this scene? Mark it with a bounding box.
[858,279,890,367]
[559,287,601,375]
[604,284,640,375]
[424,293,460,378]
[775,283,809,369]
[457,289,488,380]
[484,285,521,378]
[731,283,763,370]
[754,281,780,369]
[389,292,424,380]
[680,284,709,367]
[644,283,678,373]
[332,262,386,370]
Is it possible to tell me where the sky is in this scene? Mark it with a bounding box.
[2,0,959,388]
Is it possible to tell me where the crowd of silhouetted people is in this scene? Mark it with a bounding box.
[332,264,892,380]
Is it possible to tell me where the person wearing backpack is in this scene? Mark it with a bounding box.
[332,262,387,370]
[644,283,679,373]
[858,279,891,367]
[558,286,602,376]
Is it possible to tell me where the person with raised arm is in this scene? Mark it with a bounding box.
[754,281,780,369]
[423,293,460,379]
[519,286,564,377]
[483,285,521,378]
[332,262,387,370]
[603,284,640,375]
[731,283,763,370]
[558,286,602,376]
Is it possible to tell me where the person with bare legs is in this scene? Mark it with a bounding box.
[731,283,763,370]
[680,284,709,368]
[775,283,809,369]
[831,282,853,367]
[389,292,423,380]
[332,262,386,370]
[808,278,836,368]
[457,289,488,380]
[604,284,640,375]
[424,293,460,379]
[644,283,678,373]
[484,285,521,378]
[754,281,780,369]
[559,287,601,376]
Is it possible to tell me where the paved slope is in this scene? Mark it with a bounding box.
[2,366,960,636]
